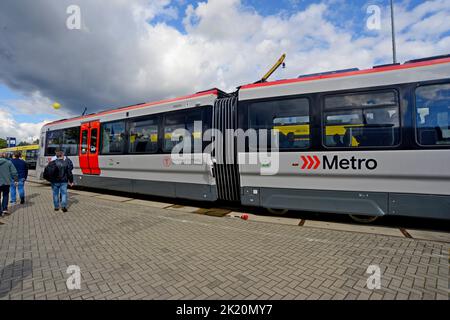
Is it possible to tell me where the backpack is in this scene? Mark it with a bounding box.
[54,159,67,181]
[43,161,59,182]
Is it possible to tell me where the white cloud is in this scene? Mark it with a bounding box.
[1,91,69,117]
[0,0,449,147]
[0,109,50,143]
[0,90,70,143]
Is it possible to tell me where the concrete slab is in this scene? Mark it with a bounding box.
[126,199,173,209]
[227,212,301,226]
[28,178,49,185]
[195,208,231,217]
[167,205,200,213]
[406,229,450,243]
[304,220,404,237]
[94,194,134,202]
[70,190,103,197]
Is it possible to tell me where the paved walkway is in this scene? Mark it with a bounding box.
[0,183,448,300]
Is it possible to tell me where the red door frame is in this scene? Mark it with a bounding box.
[88,121,101,175]
[79,121,101,175]
[79,123,90,174]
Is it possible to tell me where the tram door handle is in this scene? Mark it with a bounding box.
[208,158,216,178]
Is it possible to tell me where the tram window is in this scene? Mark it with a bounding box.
[61,127,80,156]
[323,91,400,148]
[129,117,159,154]
[45,130,63,156]
[325,111,362,125]
[27,150,38,160]
[415,83,450,146]
[90,129,98,153]
[163,112,185,152]
[248,98,310,151]
[101,121,126,154]
[186,109,203,153]
[25,150,38,165]
[163,108,203,153]
[45,127,80,156]
[201,106,212,151]
[81,130,88,154]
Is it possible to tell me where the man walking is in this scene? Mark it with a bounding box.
[50,150,73,203]
[0,153,18,216]
[10,151,28,204]
[47,151,74,212]
[51,151,74,171]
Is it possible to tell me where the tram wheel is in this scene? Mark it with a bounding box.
[267,208,289,215]
[349,214,379,224]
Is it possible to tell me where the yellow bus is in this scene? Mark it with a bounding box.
[0,144,40,169]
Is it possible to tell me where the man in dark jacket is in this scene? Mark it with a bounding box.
[0,153,18,216]
[10,151,28,204]
[50,151,74,212]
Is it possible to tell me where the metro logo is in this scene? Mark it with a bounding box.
[297,155,378,171]
[300,156,321,170]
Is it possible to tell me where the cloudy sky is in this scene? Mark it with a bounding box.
[0,0,449,142]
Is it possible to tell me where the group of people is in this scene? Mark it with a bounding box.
[0,151,28,216]
[0,150,74,217]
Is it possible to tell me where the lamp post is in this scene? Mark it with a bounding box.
[390,0,397,64]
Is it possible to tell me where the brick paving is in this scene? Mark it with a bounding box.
[0,183,448,300]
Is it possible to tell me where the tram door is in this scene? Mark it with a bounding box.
[79,121,101,175]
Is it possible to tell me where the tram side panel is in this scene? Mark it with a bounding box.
[238,150,450,219]
[73,153,216,201]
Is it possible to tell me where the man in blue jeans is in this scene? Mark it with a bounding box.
[49,151,74,212]
[0,152,18,216]
[10,151,28,204]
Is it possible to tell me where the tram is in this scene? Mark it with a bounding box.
[36,54,450,221]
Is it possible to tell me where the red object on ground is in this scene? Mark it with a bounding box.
[241,214,249,220]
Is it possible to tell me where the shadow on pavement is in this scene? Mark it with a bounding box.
[67,197,79,209]
[25,193,40,201]
[0,259,33,298]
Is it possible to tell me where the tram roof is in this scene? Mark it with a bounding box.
[240,55,450,90]
[43,89,219,127]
